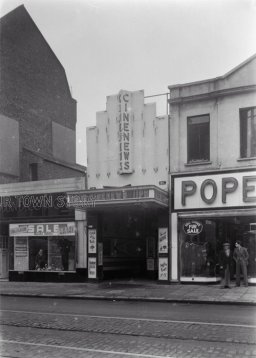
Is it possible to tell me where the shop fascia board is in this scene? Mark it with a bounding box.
[67,185,169,210]
[69,199,168,211]
[0,177,86,197]
[177,208,256,218]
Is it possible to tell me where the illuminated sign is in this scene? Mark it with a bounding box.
[118,90,133,174]
[173,171,256,210]
[183,221,203,235]
[9,222,76,237]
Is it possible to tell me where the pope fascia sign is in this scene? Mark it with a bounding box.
[118,90,133,174]
[173,170,256,210]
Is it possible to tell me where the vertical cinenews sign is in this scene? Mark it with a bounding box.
[158,228,168,254]
[88,257,97,279]
[88,229,97,254]
[118,90,133,174]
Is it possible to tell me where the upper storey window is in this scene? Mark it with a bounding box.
[187,114,210,163]
[240,107,256,159]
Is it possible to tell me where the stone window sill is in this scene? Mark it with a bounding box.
[185,161,212,167]
[237,157,256,162]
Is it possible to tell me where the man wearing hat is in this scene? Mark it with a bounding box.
[233,240,249,287]
[219,242,232,288]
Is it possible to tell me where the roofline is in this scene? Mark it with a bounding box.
[23,147,86,173]
[0,5,75,101]
[168,53,256,90]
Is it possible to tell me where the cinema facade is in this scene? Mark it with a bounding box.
[68,90,170,281]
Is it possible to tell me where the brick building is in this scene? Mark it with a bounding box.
[0,5,85,183]
[0,6,87,281]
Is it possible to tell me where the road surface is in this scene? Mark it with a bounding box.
[1,296,256,357]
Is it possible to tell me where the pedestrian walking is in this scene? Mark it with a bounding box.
[219,242,232,288]
[233,240,249,287]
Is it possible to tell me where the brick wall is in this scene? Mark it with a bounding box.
[0,5,77,159]
[38,161,86,182]
[20,150,86,183]
[0,6,86,186]
[0,174,18,184]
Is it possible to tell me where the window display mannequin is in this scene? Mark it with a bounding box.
[35,249,46,270]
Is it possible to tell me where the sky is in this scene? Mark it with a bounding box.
[1,0,256,167]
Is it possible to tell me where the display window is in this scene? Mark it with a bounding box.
[13,236,76,272]
[180,219,217,278]
[179,215,256,280]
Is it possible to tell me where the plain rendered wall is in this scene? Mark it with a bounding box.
[170,92,256,173]
[169,56,256,173]
[86,90,168,189]
[52,122,76,163]
[0,114,19,178]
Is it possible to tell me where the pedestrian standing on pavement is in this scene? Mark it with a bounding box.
[219,242,232,289]
[233,240,249,287]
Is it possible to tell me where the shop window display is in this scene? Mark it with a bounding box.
[244,231,256,278]
[180,219,217,277]
[179,216,256,280]
[27,237,75,271]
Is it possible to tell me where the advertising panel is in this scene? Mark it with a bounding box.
[9,222,76,237]
[88,257,97,279]
[158,227,168,254]
[14,237,29,271]
[158,258,168,280]
[88,229,97,254]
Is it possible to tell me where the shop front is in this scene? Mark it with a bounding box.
[9,222,77,281]
[0,178,87,281]
[170,169,256,284]
[68,185,169,281]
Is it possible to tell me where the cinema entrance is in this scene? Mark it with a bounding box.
[68,185,169,281]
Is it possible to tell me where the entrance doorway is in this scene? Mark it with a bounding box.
[0,236,8,279]
[89,207,167,280]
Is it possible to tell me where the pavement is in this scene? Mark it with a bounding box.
[0,279,256,305]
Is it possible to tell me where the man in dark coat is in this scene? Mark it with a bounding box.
[219,242,232,288]
[233,240,249,287]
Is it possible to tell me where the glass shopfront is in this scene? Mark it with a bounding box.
[9,222,76,273]
[179,215,256,282]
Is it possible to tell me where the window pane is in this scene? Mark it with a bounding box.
[48,237,75,271]
[180,219,217,277]
[240,107,256,158]
[27,237,75,271]
[188,115,210,162]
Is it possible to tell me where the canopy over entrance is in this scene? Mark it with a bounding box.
[67,185,168,211]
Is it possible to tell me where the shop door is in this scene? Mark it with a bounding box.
[0,249,8,279]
